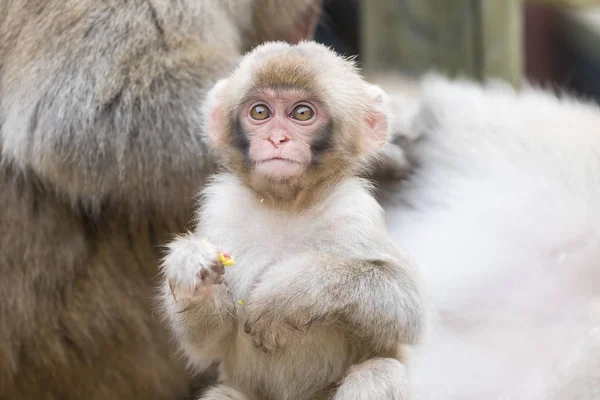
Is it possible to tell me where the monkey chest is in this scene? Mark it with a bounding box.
[219,229,314,302]
[210,216,328,299]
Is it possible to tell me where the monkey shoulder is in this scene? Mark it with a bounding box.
[320,177,387,228]
[307,177,396,256]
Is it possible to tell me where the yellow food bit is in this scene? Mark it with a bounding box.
[238,300,247,306]
[217,252,236,266]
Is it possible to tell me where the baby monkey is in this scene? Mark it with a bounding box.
[160,41,426,400]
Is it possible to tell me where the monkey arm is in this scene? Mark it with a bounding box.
[244,249,427,354]
[160,281,236,373]
[324,254,427,352]
[159,234,237,372]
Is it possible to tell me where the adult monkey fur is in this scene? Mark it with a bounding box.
[0,1,332,399]
[376,75,600,399]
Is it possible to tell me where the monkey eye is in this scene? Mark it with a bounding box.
[290,105,314,121]
[249,104,272,120]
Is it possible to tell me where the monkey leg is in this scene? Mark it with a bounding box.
[198,385,256,400]
[331,357,408,400]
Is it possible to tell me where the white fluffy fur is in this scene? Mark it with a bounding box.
[160,173,426,399]
[380,75,600,399]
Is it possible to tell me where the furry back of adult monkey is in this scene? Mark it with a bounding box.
[378,75,600,399]
[0,1,323,399]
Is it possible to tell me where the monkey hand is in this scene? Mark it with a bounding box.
[161,234,229,301]
[242,257,333,352]
[242,301,318,353]
[242,279,328,353]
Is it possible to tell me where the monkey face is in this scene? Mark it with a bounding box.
[205,41,392,200]
[237,89,329,180]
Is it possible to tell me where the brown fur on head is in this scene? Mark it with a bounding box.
[205,41,392,209]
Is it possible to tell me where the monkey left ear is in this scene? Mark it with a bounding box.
[364,84,391,154]
[205,79,229,147]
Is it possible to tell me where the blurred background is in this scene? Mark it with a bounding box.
[314,0,600,102]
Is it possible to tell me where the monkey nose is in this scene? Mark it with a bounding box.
[268,134,289,147]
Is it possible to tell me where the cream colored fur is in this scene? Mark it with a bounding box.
[160,173,426,399]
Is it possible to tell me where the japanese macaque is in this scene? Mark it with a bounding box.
[160,41,427,400]
[0,1,326,399]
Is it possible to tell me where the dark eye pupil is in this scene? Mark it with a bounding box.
[293,106,313,120]
[250,104,270,120]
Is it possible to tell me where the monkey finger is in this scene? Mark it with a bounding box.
[262,331,281,352]
[253,333,274,353]
[289,324,309,337]
[244,317,261,335]
[198,268,210,282]
[261,338,275,353]
[211,260,225,275]
[251,335,263,349]
[300,314,322,331]
[243,311,265,334]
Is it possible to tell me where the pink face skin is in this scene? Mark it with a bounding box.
[240,89,329,180]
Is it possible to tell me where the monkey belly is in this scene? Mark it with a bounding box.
[220,325,361,399]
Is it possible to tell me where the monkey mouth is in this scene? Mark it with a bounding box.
[257,157,301,165]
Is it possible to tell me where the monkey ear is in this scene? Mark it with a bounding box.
[363,84,391,154]
[205,79,229,147]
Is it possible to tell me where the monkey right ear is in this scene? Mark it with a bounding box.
[363,84,392,154]
[205,79,229,147]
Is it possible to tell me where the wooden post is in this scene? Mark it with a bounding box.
[361,0,523,86]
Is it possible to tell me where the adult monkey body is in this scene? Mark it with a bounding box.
[378,76,600,399]
[0,1,323,399]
